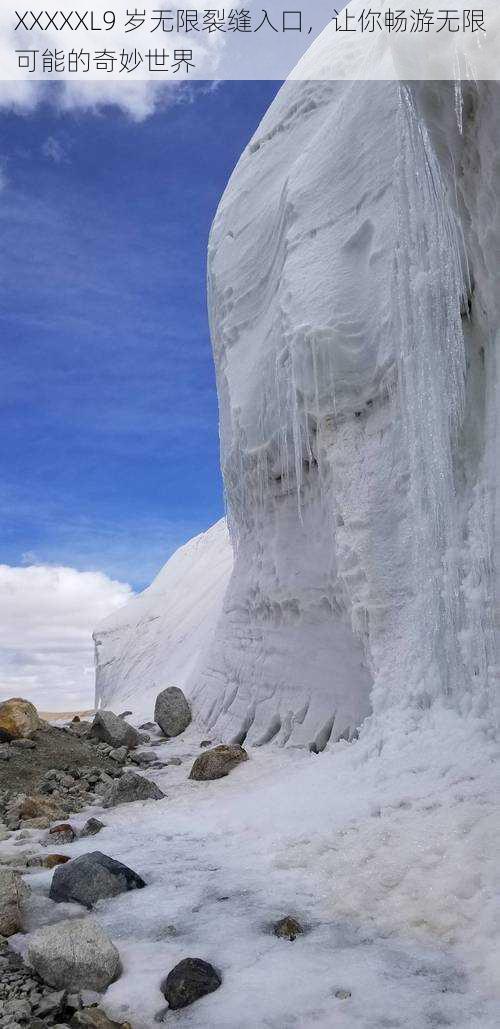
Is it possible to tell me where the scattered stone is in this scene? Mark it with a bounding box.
[89,712,139,751]
[35,989,67,1017]
[72,716,81,723]
[49,851,146,909]
[79,818,105,839]
[103,771,165,808]
[273,916,304,941]
[138,722,156,732]
[27,917,121,992]
[129,750,156,766]
[162,958,221,1010]
[27,853,71,869]
[189,744,248,781]
[47,823,76,845]
[334,989,352,1000]
[154,687,191,738]
[108,747,127,763]
[117,712,133,720]
[0,698,40,740]
[164,757,182,767]
[10,738,36,750]
[70,1008,131,1028]
[0,869,30,936]
[200,740,212,748]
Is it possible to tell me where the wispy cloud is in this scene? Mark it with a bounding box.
[0,563,133,710]
[42,135,68,163]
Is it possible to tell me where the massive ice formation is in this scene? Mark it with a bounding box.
[95,29,499,745]
[94,520,232,715]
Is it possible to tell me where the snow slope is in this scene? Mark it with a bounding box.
[93,520,232,719]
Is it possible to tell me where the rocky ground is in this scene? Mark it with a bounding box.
[0,693,249,1028]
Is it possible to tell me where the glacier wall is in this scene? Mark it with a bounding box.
[190,76,499,746]
[95,42,499,743]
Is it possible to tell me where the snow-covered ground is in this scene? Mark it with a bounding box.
[7,708,499,1028]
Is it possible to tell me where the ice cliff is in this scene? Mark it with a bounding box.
[95,31,499,745]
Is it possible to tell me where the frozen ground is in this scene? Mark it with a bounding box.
[6,709,499,1029]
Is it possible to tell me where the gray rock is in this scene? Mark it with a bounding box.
[0,869,30,936]
[89,712,139,751]
[117,712,133,720]
[79,818,105,838]
[189,744,248,781]
[34,990,66,1017]
[103,772,165,808]
[27,917,121,992]
[10,738,36,750]
[162,957,221,1010]
[108,747,127,763]
[154,688,191,738]
[49,851,146,909]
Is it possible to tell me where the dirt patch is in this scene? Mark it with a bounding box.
[0,723,120,795]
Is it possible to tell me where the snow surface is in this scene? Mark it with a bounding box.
[7,710,499,1028]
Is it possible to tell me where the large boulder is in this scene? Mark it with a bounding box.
[154,687,191,738]
[189,744,248,781]
[0,868,30,936]
[103,771,165,808]
[27,917,121,991]
[89,712,139,750]
[50,851,146,909]
[0,697,40,739]
[162,957,221,1010]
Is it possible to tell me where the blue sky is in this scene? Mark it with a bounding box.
[0,82,280,592]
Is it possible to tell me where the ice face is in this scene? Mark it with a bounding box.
[191,78,499,745]
[94,75,499,746]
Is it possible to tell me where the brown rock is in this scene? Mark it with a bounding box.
[16,794,65,823]
[189,744,248,781]
[273,916,304,941]
[48,823,76,844]
[0,697,40,739]
[71,1009,131,1028]
[44,853,72,868]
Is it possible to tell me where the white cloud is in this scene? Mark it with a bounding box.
[0,564,133,712]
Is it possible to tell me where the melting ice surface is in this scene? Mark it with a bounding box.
[86,23,500,1029]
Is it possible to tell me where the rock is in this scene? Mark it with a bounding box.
[49,851,146,909]
[47,823,76,844]
[70,1008,131,1028]
[10,738,36,750]
[27,917,121,991]
[164,757,182,767]
[35,990,67,1017]
[0,698,40,739]
[44,853,72,869]
[162,957,221,1010]
[72,716,81,723]
[188,744,248,781]
[118,712,133,720]
[89,712,139,751]
[273,916,304,941]
[154,687,191,738]
[103,771,164,808]
[9,793,66,827]
[0,869,30,936]
[200,740,212,748]
[138,722,156,732]
[79,818,105,838]
[108,747,127,763]
[334,989,351,1000]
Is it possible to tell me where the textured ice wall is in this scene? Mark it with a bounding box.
[190,77,499,746]
[95,72,499,742]
[94,520,233,719]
